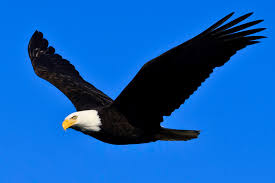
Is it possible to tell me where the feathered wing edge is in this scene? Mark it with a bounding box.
[112,12,266,130]
[158,12,266,113]
[28,31,113,111]
[189,12,266,44]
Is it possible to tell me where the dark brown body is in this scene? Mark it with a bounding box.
[72,106,159,145]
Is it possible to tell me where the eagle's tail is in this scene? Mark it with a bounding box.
[155,128,200,141]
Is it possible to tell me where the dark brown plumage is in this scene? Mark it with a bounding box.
[28,34,113,111]
[28,12,265,145]
[112,12,266,130]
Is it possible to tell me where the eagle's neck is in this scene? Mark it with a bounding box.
[74,110,102,132]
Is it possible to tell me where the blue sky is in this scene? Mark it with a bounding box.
[0,0,274,182]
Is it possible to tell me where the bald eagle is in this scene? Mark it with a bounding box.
[28,12,265,145]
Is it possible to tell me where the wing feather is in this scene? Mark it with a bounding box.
[112,13,266,130]
[28,31,113,111]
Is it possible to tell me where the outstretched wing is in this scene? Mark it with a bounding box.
[112,12,266,130]
[28,31,113,111]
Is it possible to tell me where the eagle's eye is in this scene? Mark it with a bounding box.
[71,116,78,120]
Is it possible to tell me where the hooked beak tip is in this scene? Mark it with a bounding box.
[62,119,76,131]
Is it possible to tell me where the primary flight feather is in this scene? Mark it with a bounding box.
[28,12,265,145]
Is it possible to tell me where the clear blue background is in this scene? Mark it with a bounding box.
[0,0,274,182]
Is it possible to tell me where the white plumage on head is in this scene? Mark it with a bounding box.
[65,110,102,132]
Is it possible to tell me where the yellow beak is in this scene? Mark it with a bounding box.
[62,119,77,131]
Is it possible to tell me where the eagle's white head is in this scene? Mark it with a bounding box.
[62,110,102,132]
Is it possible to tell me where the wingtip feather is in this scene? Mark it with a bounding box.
[247,40,261,45]
[32,30,43,38]
[246,12,254,17]
[196,12,235,38]
[28,30,47,59]
[229,12,235,16]
[240,12,254,20]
